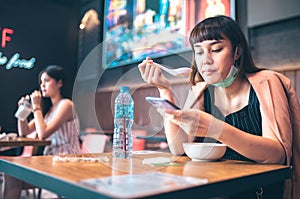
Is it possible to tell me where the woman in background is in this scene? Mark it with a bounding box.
[4,65,81,199]
[138,15,299,199]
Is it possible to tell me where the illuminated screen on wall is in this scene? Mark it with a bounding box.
[102,0,235,68]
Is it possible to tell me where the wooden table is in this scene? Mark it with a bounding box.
[0,152,290,198]
[0,137,51,147]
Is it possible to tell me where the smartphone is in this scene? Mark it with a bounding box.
[145,97,180,110]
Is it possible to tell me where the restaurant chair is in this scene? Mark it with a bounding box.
[132,129,146,151]
[81,134,107,153]
[20,132,43,199]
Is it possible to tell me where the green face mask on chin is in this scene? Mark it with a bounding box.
[212,65,238,88]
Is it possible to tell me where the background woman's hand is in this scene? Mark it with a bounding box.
[17,95,30,107]
[138,57,171,90]
[30,90,42,109]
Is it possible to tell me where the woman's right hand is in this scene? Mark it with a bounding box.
[138,57,171,90]
[30,90,42,110]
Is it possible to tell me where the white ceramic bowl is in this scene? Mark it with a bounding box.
[183,143,227,161]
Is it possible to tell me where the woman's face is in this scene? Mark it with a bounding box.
[194,36,235,85]
[40,72,62,98]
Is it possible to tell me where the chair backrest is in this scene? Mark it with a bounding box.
[21,132,38,157]
[81,134,107,153]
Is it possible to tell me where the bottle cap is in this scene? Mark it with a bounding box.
[120,86,130,93]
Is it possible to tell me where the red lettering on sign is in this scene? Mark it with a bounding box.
[1,28,14,48]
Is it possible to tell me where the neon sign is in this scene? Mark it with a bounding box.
[1,28,14,48]
[0,26,36,70]
[0,52,35,70]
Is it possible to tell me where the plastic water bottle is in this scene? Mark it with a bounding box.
[113,86,134,158]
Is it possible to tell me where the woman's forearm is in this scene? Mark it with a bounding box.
[214,121,286,164]
[164,119,188,155]
[32,109,47,139]
[158,85,174,101]
[17,120,31,137]
[158,86,190,155]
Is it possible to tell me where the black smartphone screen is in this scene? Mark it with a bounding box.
[145,97,180,110]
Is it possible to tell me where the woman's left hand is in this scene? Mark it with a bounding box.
[30,90,42,109]
[163,109,218,138]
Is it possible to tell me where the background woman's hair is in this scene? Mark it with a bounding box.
[188,15,262,85]
[38,65,70,115]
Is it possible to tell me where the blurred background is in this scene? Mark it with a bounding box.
[0,0,299,135]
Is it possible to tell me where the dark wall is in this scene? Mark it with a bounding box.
[249,16,300,68]
[0,0,80,131]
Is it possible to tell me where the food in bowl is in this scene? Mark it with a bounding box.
[183,142,227,161]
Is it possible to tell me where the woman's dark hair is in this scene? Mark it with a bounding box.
[38,65,70,115]
[189,15,261,85]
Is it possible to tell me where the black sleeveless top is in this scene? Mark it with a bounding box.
[203,86,262,161]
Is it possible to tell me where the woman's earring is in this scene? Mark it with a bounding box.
[233,47,240,67]
[234,47,238,60]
